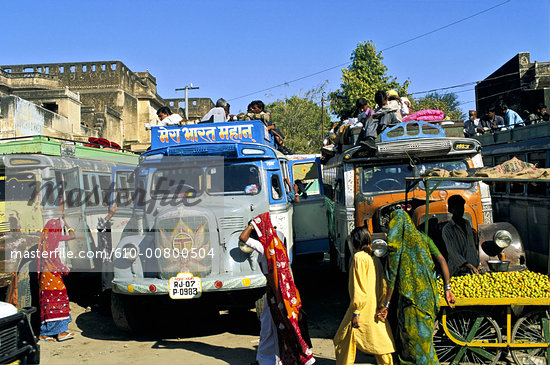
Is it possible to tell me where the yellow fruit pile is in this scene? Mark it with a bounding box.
[437,271,550,299]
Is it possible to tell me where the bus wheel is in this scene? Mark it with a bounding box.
[255,293,266,321]
[111,292,144,333]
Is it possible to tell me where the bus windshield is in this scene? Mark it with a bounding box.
[361,159,472,194]
[207,164,261,195]
[151,167,204,198]
[418,160,471,189]
[362,164,413,193]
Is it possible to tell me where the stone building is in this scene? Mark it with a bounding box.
[0,61,214,151]
[475,52,550,118]
[164,97,214,123]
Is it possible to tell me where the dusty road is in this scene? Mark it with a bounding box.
[40,257,380,365]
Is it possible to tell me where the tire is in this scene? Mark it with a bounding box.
[433,309,502,365]
[255,293,266,321]
[511,310,550,365]
[111,292,144,333]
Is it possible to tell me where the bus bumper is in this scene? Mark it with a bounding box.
[112,273,266,295]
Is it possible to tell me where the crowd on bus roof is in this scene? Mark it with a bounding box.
[464,102,549,137]
[150,99,293,154]
[321,89,452,164]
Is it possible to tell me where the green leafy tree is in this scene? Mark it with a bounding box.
[410,92,465,120]
[268,85,333,154]
[329,41,410,119]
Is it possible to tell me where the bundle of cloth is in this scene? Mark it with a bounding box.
[475,157,550,179]
[403,109,445,123]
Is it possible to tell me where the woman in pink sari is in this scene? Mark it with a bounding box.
[240,212,315,365]
[37,217,75,342]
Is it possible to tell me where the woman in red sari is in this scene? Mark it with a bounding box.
[38,217,76,342]
[240,212,315,365]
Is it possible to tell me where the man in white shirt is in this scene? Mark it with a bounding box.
[156,106,183,126]
[201,98,230,123]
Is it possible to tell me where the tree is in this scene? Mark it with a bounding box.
[410,92,465,120]
[329,41,410,119]
[268,85,333,154]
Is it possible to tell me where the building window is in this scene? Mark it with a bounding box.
[82,65,87,72]
[3,68,11,73]
[169,101,174,107]
[43,103,58,114]
[111,63,116,71]
[101,64,106,71]
[59,66,64,73]
[70,65,76,73]
[24,67,33,73]
[91,65,96,72]
[44,66,49,74]
[179,101,185,109]
[193,100,197,106]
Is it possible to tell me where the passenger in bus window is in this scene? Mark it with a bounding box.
[441,195,480,276]
[239,213,315,365]
[333,226,395,365]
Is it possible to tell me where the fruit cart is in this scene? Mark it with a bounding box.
[435,297,550,365]
[404,175,550,364]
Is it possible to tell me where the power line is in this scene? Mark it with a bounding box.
[228,0,511,102]
[409,71,519,96]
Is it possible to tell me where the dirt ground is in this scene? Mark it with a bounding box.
[39,257,380,365]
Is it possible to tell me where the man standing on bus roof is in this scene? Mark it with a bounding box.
[442,195,480,276]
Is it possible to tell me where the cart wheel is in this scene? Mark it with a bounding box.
[511,310,550,365]
[433,309,502,365]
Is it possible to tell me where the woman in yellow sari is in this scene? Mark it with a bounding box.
[334,226,395,365]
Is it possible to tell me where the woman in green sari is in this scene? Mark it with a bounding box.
[376,209,455,365]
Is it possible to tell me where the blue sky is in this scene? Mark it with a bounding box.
[2,0,549,116]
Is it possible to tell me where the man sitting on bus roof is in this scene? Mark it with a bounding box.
[201,98,230,123]
[157,106,183,126]
[480,106,504,132]
[357,90,402,150]
[442,195,480,277]
[500,103,523,129]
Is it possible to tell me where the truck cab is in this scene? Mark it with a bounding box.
[323,121,526,273]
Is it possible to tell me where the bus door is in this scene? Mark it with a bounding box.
[57,167,94,270]
[288,157,329,255]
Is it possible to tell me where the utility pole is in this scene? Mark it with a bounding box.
[175,84,199,120]
[321,92,326,144]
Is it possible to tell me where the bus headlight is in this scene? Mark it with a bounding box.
[372,239,388,257]
[122,244,139,262]
[494,230,512,249]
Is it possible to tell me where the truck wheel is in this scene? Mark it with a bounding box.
[111,292,144,333]
[255,293,266,321]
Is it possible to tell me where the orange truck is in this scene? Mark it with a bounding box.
[322,121,526,272]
